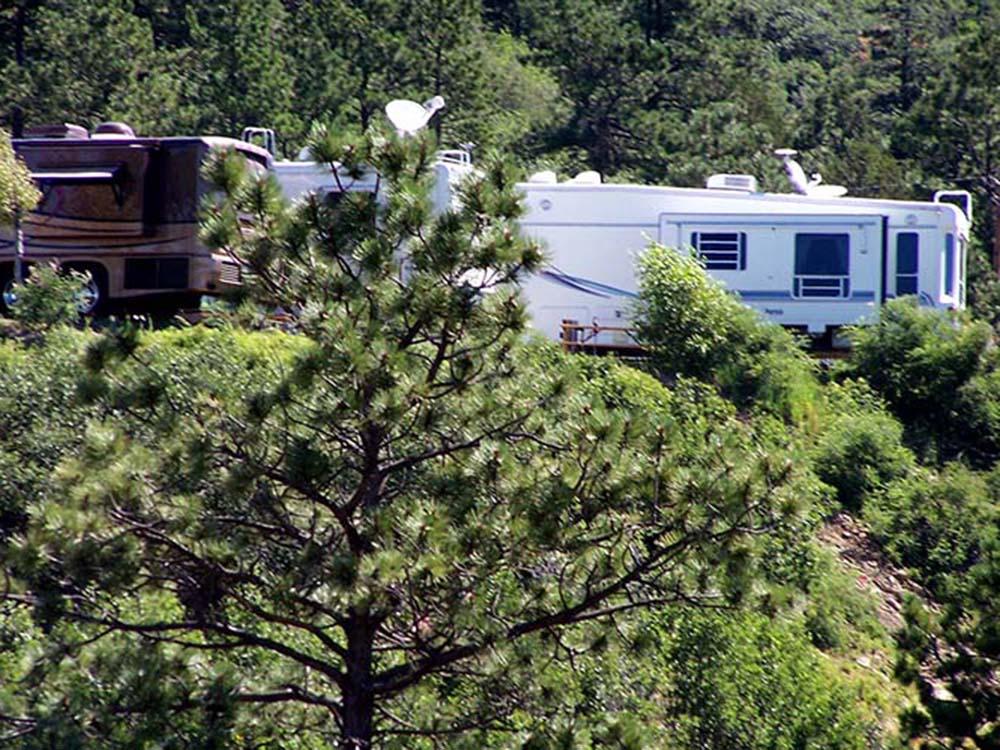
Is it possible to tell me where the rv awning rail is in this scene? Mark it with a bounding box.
[30,164,126,206]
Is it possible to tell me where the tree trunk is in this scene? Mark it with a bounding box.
[993,197,1000,277]
[340,613,375,750]
[13,2,25,138]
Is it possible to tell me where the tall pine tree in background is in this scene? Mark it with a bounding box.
[0,0,159,132]
[186,0,297,138]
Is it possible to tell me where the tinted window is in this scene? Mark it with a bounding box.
[124,257,190,290]
[795,234,849,276]
[945,233,955,296]
[794,233,850,299]
[896,233,919,296]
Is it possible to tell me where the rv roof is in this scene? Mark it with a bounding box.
[522,180,966,215]
[14,135,272,163]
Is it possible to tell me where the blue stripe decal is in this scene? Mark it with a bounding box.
[736,290,876,302]
[540,269,638,299]
[540,270,609,298]
[736,290,792,300]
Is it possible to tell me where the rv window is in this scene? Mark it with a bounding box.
[896,233,919,296]
[691,232,746,270]
[944,233,955,297]
[794,233,850,298]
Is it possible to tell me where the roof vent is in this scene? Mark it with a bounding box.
[92,122,136,139]
[706,174,758,192]
[23,123,89,140]
[528,170,558,184]
[567,170,601,185]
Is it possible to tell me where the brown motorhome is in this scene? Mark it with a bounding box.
[0,122,271,315]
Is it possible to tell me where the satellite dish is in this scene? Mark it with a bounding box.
[385,95,446,136]
[774,148,809,194]
[808,184,849,198]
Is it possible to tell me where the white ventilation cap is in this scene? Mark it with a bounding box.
[706,174,759,192]
[527,170,558,184]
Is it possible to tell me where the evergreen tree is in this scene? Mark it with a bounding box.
[185,0,298,138]
[902,3,1000,263]
[0,0,159,132]
[1,130,798,746]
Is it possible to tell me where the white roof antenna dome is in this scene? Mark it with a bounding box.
[774,148,847,197]
[385,95,446,137]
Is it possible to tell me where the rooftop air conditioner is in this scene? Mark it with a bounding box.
[706,174,758,192]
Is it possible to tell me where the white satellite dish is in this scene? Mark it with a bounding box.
[385,96,446,136]
[774,148,847,197]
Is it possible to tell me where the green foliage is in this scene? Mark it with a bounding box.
[4,263,89,330]
[894,520,1000,748]
[0,130,808,748]
[865,463,999,593]
[185,0,297,137]
[0,330,94,546]
[846,297,1000,464]
[812,381,915,512]
[634,243,820,421]
[965,239,1000,329]
[801,549,887,652]
[656,608,874,750]
[4,3,997,745]
[0,128,37,222]
[2,0,961,182]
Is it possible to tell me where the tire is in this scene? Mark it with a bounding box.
[63,263,109,317]
[0,265,15,318]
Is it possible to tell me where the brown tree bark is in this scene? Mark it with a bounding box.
[341,612,376,749]
[993,197,1000,277]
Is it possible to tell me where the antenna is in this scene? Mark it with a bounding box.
[385,95,446,136]
[774,148,847,198]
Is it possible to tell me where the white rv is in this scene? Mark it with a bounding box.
[243,116,972,349]
[518,166,972,347]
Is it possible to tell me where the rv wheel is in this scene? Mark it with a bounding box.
[64,264,109,316]
[1,281,15,317]
[0,268,15,317]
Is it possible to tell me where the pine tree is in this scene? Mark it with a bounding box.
[1,130,798,746]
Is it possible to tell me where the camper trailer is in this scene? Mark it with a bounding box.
[1,122,271,315]
[518,164,972,347]
[244,102,972,348]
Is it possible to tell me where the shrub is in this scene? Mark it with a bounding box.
[656,608,874,750]
[0,329,95,541]
[5,263,90,330]
[633,243,820,422]
[812,381,915,512]
[846,297,996,463]
[864,463,997,592]
[802,549,886,652]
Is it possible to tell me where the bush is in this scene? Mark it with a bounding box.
[633,243,820,422]
[656,608,875,750]
[846,297,997,464]
[0,329,95,541]
[812,381,915,512]
[864,463,998,593]
[5,263,90,330]
[802,549,886,652]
